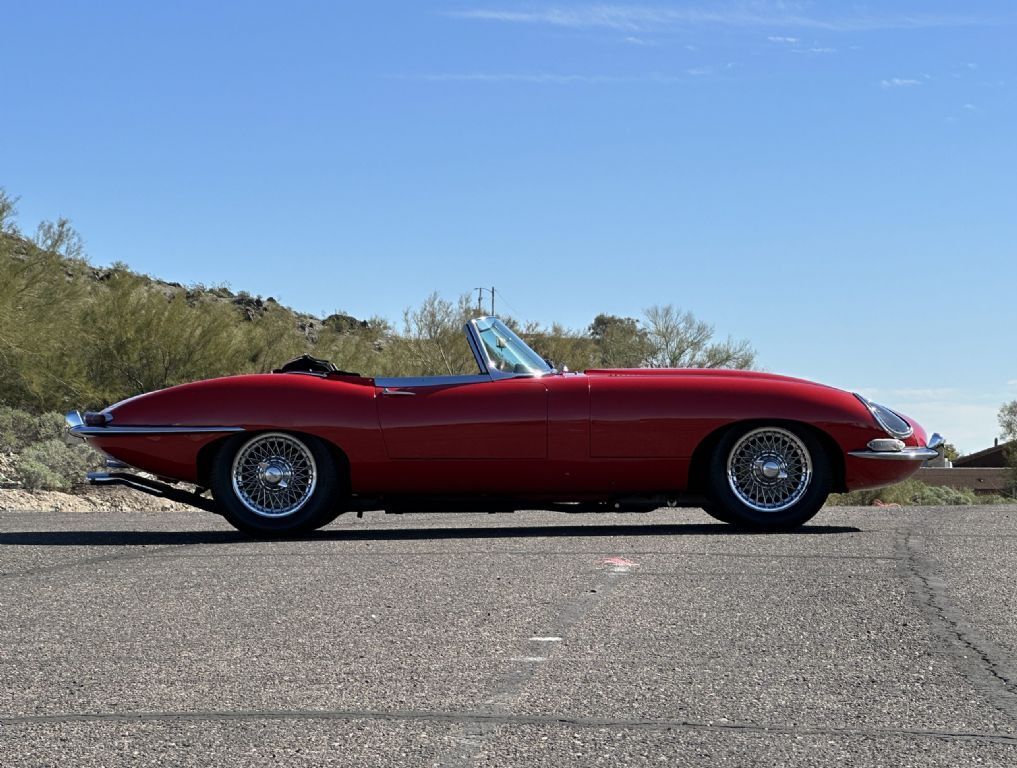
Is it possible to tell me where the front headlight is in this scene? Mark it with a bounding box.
[854,394,914,439]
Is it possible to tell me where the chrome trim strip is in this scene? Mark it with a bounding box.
[374,374,491,388]
[69,425,245,437]
[848,447,939,461]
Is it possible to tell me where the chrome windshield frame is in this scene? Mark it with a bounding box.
[466,317,555,380]
[373,317,553,390]
[465,323,491,376]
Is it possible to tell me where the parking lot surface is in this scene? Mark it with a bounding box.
[1,503,1016,766]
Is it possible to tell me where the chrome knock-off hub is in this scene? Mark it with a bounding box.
[258,461,291,488]
[754,457,788,481]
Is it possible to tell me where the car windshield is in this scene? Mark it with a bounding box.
[472,317,554,376]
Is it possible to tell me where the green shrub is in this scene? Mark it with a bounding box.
[827,478,1014,507]
[0,406,65,452]
[1,407,100,490]
[13,438,100,491]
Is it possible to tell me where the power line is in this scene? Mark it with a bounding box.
[490,287,524,319]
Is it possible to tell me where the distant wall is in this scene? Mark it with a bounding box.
[917,467,1010,495]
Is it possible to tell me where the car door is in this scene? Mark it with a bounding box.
[377,375,548,459]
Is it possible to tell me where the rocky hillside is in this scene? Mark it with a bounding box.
[0,229,392,413]
[1,231,368,344]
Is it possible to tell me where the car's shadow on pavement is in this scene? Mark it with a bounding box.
[0,523,861,546]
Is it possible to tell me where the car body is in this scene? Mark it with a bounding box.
[67,317,942,535]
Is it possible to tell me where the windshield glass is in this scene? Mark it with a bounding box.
[473,317,553,376]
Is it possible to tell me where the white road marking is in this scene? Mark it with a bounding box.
[603,556,639,573]
[509,656,546,662]
[529,636,562,642]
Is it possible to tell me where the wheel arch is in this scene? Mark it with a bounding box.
[196,429,352,495]
[687,419,846,494]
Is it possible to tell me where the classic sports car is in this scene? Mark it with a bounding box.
[67,317,941,536]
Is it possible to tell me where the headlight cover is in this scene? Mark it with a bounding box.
[854,394,914,439]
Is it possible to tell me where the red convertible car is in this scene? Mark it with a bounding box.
[67,317,941,536]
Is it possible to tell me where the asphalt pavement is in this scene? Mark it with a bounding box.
[1,503,1016,766]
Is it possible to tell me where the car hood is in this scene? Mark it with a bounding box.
[582,368,838,389]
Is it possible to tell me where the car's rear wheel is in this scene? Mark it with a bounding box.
[211,431,341,536]
[700,502,736,524]
[708,425,831,530]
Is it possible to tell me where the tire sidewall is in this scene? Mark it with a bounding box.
[708,424,831,530]
[211,432,339,536]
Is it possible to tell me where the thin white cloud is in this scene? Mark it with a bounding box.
[449,5,987,33]
[881,77,922,88]
[394,72,687,84]
[792,46,836,54]
[767,36,799,43]
[963,103,977,110]
[623,35,656,46]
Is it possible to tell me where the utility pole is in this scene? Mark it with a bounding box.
[473,286,497,316]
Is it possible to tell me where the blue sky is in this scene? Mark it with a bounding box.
[2,1,1015,452]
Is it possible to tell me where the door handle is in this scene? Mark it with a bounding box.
[381,388,416,396]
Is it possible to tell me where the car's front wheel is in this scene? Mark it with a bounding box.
[211,431,340,536]
[708,425,831,530]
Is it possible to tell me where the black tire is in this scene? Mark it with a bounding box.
[210,431,341,537]
[707,424,831,531]
[306,507,346,531]
[700,502,737,524]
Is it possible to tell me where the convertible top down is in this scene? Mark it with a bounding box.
[67,317,942,536]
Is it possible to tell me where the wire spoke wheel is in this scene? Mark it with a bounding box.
[230,433,317,518]
[726,427,813,514]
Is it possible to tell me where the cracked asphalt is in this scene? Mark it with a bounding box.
[1,504,1016,766]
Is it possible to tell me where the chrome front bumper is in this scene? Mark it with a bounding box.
[848,432,944,461]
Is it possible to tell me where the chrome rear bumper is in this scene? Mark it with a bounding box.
[66,410,243,438]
